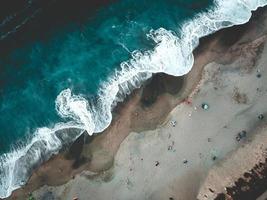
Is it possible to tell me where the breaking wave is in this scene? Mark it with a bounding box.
[1,0,267,198]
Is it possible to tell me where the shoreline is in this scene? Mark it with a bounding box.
[202,123,267,200]
[7,6,267,200]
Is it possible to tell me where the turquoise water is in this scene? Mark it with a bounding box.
[1,0,266,198]
[0,0,212,153]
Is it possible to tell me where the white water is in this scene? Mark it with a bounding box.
[1,0,267,198]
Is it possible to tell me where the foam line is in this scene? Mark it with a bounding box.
[1,0,267,198]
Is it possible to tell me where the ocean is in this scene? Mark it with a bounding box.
[0,0,266,198]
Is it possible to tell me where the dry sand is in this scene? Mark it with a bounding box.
[7,7,267,200]
[198,123,267,200]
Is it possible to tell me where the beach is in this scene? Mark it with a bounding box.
[5,6,267,200]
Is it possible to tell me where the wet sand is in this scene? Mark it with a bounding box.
[6,6,267,200]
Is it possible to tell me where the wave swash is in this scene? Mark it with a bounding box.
[1,0,267,198]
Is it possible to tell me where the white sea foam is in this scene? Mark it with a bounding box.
[1,0,267,198]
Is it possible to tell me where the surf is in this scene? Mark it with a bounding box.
[1,0,267,198]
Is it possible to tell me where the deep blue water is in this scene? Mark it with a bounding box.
[0,0,212,153]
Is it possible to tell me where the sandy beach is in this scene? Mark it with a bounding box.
[6,6,267,200]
